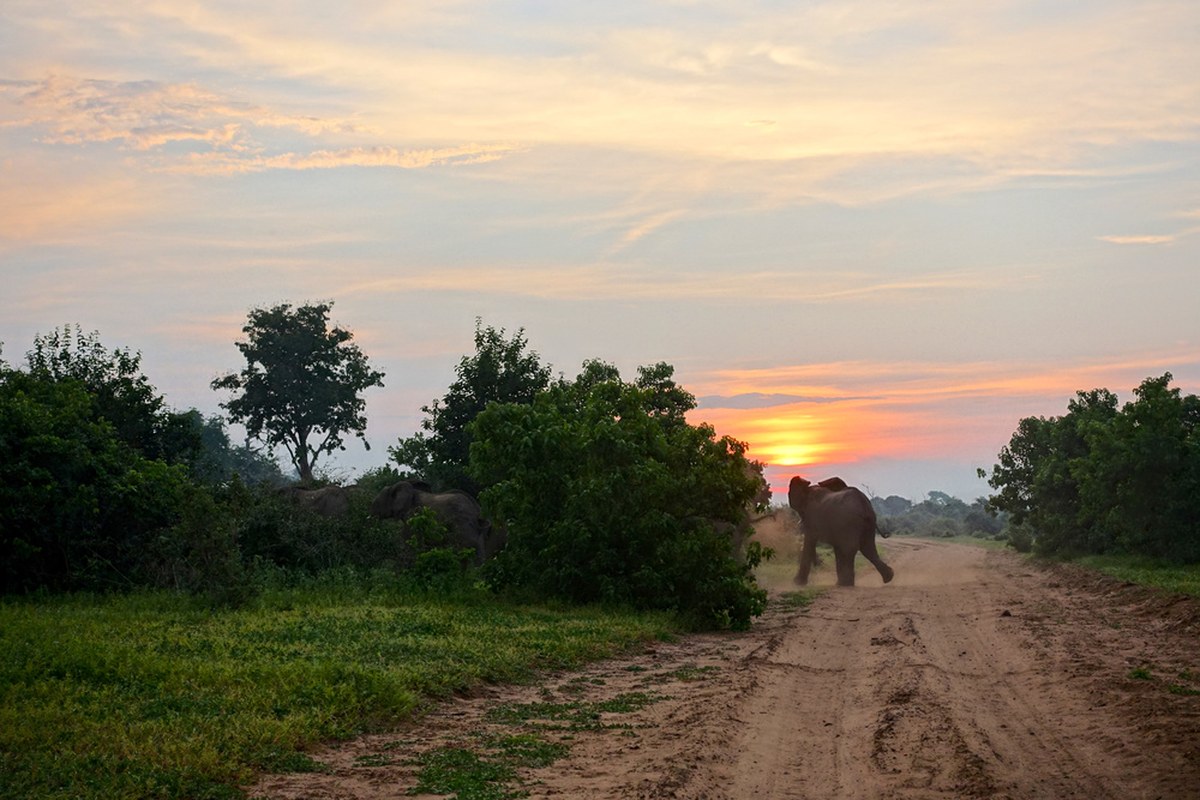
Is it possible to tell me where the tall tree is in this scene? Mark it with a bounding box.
[390,320,550,493]
[212,302,385,484]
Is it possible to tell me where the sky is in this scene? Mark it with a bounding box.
[2,1,1198,501]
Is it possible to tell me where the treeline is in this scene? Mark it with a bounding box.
[982,374,1200,562]
[871,492,1004,540]
[1,309,767,629]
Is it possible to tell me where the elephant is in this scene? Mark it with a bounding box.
[787,476,894,587]
[279,485,355,517]
[369,480,503,565]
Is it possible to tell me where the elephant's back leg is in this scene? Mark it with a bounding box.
[860,531,894,583]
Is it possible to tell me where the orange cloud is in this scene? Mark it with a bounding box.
[688,351,1200,488]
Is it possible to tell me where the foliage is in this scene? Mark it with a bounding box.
[26,325,200,465]
[984,374,1200,561]
[405,507,476,590]
[212,302,385,483]
[470,361,767,630]
[873,492,1003,540]
[233,485,406,577]
[0,366,192,592]
[0,587,676,800]
[390,320,551,493]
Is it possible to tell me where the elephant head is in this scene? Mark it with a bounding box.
[369,480,420,519]
[788,475,894,587]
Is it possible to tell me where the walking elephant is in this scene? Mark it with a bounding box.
[788,476,894,587]
[370,481,503,565]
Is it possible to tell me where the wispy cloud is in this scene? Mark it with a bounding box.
[1099,234,1176,245]
[167,143,521,175]
[333,264,1014,303]
[2,76,363,150]
[5,2,1197,204]
[1,76,517,175]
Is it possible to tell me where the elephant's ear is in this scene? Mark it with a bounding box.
[787,476,811,508]
[817,476,848,492]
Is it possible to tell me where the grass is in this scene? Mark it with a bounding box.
[901,533,1009,550]
[1072,554,1200,598]
[0,580,676,800]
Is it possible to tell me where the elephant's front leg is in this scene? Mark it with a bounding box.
[795,535,818,585]
[833,548,856,586]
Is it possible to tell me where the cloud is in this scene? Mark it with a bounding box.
[166,143,521,175]
[2,76,517,176]
[695,393,855,409]
[686,349,1200,477]
[1,76,364,151]
[332,263,1015,304]
[1099,234,1175,245]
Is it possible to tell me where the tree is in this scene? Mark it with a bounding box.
[469,361,768,630]
[212,303,385,484]
[984,375,1200,561]
[26,325,199,464]
[391,320,550,493]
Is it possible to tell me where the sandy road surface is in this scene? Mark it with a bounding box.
[253,540,1200,799]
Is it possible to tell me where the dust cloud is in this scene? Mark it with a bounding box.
[749,508,806,593]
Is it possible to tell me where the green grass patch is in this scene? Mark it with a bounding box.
[410,747,518,800]
[0,583,676,800]
[903,533,1008,549]
[1073,554,1200,598]
[775,590,818,610]
[412,692,662,798]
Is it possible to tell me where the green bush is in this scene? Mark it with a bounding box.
[471,362,767,630]
[984,374,1200,562]
[0,369,192,592]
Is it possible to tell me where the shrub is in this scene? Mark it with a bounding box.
[470,363,767,630]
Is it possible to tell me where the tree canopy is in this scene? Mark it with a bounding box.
[212,302,385,483]
[469,361,768,629]
[984,373,1200,561]
[27,325,199,464]
[390,320,551,493]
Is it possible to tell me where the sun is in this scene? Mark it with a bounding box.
[755,442,817,467]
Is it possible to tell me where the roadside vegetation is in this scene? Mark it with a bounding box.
[0,581,675,800]
[4,310,1196,799]
[1,309,767,799]
[981,374,1200,563]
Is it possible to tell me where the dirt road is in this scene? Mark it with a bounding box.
[253,539,1200,799]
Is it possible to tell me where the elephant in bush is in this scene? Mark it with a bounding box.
[279,485,355,517]
[788,476,894,587]
[370,481,502,564]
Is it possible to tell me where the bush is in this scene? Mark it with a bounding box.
[0,369,192,592]
[1005,523,1034,553]
[471,363,767,630]
[984,374,1200,562]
